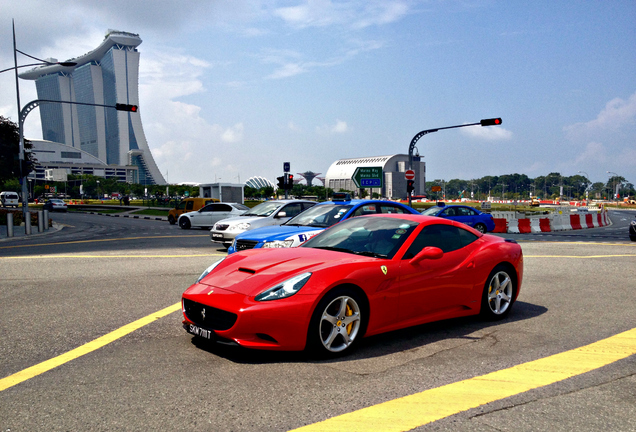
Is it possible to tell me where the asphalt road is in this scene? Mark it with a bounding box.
[0,210,634,431]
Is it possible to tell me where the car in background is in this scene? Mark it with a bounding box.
[630,217,636,241]
[420,203,495,233]
[168,197,219,225]
[43,198,68,212]
[182,214,523,356]
[227,194,420,254]
[210,200,316,249]
[0,191,20,208]
[178,202,249,229]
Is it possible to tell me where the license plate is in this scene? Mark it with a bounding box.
[212,233,224,240]
[185,323,215,340]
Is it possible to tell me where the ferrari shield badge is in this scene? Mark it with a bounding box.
[381,265,388,275]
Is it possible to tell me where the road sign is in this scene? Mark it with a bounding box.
[431,186,442,192]
[283,162,290,172]
[405,169,415,180]
[352,167,383,189]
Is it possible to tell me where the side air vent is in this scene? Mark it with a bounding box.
[238,267,256,274]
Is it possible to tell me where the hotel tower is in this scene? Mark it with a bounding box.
[19,30,165,185]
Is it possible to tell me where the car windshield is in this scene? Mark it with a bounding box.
[283,204,353,228]
[241,201,283,217]
[421,206,444,216]
[232,204,250,211]
[301,217,418,259]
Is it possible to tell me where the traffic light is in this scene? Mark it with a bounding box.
[480,118,502,126]
[115,103,138,112]
[20,158,35,176]
[277,176,285,190]
[285,174,294,190]
[407,180,415,194]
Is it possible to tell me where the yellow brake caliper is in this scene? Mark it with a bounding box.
[346,303,353,334]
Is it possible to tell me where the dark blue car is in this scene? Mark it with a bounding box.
[228,194,420,254]
[420,203,494,233]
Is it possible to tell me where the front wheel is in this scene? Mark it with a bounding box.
[474,223,487,234]
[179,217,191,229]
[480,265,516,320]
[307,288,366,357]
[168,215,176,225]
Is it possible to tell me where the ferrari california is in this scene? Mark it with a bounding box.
[182,214,523,356]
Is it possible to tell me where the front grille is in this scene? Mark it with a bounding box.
[183,299,237,331]
[215,224,229,231]
[235,240,258,251]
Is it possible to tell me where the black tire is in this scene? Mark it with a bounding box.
[474,223,487,234]
[480,264,516,320]
[306,287,367,357]
[179,217,191,229]
[168,215,176,225]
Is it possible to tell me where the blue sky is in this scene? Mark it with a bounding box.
[1,1,635,187]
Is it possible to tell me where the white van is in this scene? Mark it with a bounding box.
[0,191,20,208]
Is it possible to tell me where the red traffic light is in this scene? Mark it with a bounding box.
[115,103,138,112]
[480,118,502,126]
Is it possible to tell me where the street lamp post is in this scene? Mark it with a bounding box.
[4,20,76,223]
[578,170,589,202]
[406,118,502,206]
[607,171,619,205]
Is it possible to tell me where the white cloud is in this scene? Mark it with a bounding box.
[273,0,410,30]
[316,119,350,135]
[572,141,607,165]
[565,91,636,138]
[460,124,513,140]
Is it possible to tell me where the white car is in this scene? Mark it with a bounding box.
[178,202,249,229]
[0,191,19,208]
[210,200,316,249]
[43,198,68,212]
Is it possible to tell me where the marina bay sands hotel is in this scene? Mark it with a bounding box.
[20,30,165,185]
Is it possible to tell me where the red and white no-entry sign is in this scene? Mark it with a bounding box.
[405,169,415,180]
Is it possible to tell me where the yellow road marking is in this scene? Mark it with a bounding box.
[0,302,182,392]
[0,235,209,249]
[290,327,636,432]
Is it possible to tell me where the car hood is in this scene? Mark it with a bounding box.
[197,247,360,297]
[237,225,323,242]
[216,215,268,226]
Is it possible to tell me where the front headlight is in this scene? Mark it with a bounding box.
[631,220,636,226]
[196,258,224,283]
[231,222,251,231]
[262,239,295,248]
[255,272,312,302]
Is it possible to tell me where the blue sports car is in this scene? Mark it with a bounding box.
[227,194,420,254]
[420,203,495,233]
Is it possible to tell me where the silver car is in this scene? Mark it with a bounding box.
[210,200,316,249]
[178,202,249,229]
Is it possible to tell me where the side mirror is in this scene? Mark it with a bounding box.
[276,211,287,218]
[409,247,443,265]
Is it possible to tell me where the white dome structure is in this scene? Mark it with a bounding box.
[245,176,275,189]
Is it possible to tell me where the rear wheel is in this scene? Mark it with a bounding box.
[474,223,487,234]
[480,265,515,320]
[179,217,191,229]
[307,288,366,357]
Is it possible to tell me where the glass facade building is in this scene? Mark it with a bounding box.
[19,30,165,185]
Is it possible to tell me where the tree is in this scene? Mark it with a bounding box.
[0,116,37,183]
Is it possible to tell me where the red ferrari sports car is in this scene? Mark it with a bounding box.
[182,214,523,356]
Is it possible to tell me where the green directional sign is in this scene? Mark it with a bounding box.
[352,166,383,189]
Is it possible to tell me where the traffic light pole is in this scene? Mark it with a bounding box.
[407,118,501,207]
